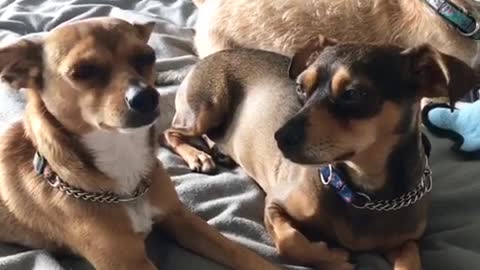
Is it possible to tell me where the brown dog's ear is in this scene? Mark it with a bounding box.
[133,21,156,42]
[0,37,43,90]
[402,44,477,106]
[288,36,337,79]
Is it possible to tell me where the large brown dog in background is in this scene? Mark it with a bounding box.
[193,0,480,71]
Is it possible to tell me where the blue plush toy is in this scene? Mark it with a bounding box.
[422,100,480,158]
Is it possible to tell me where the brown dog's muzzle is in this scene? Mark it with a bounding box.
[122,79,160,128]
[125,79,159,114]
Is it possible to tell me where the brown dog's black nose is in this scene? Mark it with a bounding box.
[275,117,306,150]
[125,80,159,114]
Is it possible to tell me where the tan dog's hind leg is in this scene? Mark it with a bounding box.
[265,199,353,270]
[165,131,216,173]
[386,241,422,270]
[158,207,280,270]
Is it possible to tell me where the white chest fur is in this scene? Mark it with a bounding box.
[81,128,161,233]
[125,199,162,234]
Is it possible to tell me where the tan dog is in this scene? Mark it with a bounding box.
[165,40,477,270]
[0,17,280,270]
[192,0,480,70]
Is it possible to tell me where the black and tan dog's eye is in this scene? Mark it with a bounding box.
[132,50,156,74]
[337,88,368,104]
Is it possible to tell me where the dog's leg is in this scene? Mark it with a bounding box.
[164,131,217,173]
[202,134,237,168]
[385,241,422,270]
[69,228,156,270]
[157,207,280,270]
[166,132,216,173]
[264,199,353,270]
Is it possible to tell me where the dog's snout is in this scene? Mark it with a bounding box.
[125,80,159,114]
[275,127,303,148]
[275,117,307,149]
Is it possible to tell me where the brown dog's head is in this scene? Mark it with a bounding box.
[0,17,158,134]
[275,37,477,165]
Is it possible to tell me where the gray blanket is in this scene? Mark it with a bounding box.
[1,1,480,270]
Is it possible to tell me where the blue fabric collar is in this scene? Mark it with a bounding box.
[319,165,356,204]
[319,160,433,211]
[424,0,480,39]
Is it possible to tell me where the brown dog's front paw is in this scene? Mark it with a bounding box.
[315,261,355,270]
[311,242,350,262]
[386,241,421,270]
[309,242,352,270]
[186,150,216,173]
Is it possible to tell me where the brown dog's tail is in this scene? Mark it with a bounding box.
[192,0,206,7]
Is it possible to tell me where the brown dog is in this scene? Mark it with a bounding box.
[165,40,477,270]
[0,17,280,270]
[192,0,480,70]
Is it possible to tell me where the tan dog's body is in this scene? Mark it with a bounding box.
[166,44,477,270]
[193,0,480,68]
[0,18,279,270]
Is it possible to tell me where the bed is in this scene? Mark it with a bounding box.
[0,0,479,269]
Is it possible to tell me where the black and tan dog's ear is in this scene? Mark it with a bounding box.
[0,38,43,90]
[288,36,337,79]
[402,44,477,107]
[133,21,156,42]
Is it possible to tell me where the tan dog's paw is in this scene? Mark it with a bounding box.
[185,149,216,173]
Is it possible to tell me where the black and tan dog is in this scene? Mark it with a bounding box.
[166,38,478,270]
[0,17,280,270]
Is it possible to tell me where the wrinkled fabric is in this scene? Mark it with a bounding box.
[0,1,480,269]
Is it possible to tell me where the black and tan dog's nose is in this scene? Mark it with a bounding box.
[125,80,159,114]
[275,128,303,149]
[275,117,307,150]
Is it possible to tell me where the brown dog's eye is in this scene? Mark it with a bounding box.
[132,50,156,73]
[71,63,106,81]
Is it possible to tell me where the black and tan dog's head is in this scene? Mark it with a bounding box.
[275,37,477,165]
[0,17,158,134]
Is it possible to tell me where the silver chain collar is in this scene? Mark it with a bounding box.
[34,152,151,204]
[326,158,433,212]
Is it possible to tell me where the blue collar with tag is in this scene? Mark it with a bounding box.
[319,165,355,204]
[319,159,433,212]
[424,0,480,39]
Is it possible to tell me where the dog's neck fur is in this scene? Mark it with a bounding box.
[81,128,156,194]
[24,90,157,194]
[338,123,426,198]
